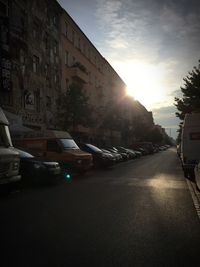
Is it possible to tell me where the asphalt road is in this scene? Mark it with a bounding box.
[1,148,200,267]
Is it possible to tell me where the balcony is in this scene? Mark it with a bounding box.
[66,66,88,83]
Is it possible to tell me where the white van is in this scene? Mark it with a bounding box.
[0,107,21,184]
[180,113,200,178]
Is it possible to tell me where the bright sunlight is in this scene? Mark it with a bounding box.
[116,61,166,109]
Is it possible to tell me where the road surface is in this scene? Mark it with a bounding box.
[0,147,200,267]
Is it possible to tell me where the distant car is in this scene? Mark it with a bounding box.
[78,143,115,168]
[106,147,128,161]
[16,149,61,185]
[101,148,122,163]
[116,146,136,159]
[137,147,148,155]
[131,149,142,157]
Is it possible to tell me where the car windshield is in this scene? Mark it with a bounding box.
[86,144,102,153]
[60,138,79,149]
[0,125,12,147]
[16,149,34,158]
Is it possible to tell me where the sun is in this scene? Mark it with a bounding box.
[118,61,165,109]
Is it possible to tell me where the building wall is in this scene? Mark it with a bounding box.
[0,0,62,130]
[60,9,128,144]
[61,10,126,104]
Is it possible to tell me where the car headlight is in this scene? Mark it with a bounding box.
[12,162,19,171]
[34,163,44,169]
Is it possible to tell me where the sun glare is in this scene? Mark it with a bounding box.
[120,62,165,109]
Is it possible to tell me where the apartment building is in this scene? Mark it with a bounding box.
[60,9,130,144]
[0,0,62,130]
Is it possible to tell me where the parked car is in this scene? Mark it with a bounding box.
[116,146,136,159]
[16,149,61,185]
[195,161,200,190]
[131,149,142,157]
[106,147,129,161]
[101,148,122,163]
[137,147,148,155]
[78,143,115,168]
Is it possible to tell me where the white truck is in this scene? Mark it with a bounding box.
[0,107,21,185]
[180,113,200,179]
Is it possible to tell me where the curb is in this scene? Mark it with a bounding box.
[186,179,200,219]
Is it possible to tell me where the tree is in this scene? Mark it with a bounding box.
[144,127,163,144]
[100,101,122,131]
[175,60,200,120]
[56,83,92,131]
[131,119,150,141]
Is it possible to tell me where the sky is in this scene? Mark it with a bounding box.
[57,0,200,139]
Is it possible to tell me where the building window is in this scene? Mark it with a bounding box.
[46,96,51,109]
[20,17,25,34]
[72,56,76,66]
[65,51,69,66]
[72,30,75,44]
[20,50,25,64]
[32,55,39,73]
[20,49,26,75]
[44,32,49,50]
[53,15,58,27]
[50,49,54,62]
[46,77,50,88]
[78,37,81,50]
[65,22,68,37]
[66,79,69,90]
[44,63,48,76]
[35,89,40,112]
[54,71,59,84]
[53,40,58,54]
[33,22,39,39]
